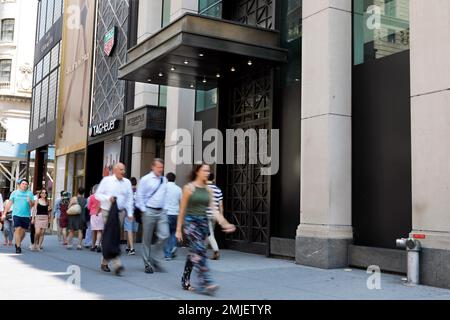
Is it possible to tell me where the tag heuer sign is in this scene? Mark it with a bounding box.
[104,27,117,56]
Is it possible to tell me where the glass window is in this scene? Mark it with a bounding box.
[1,19,15,41]
[50,42,59,71]
[196,88,218,112]
[159,85,168,107]
[33,83,42,129]
[54,0,62,23]
[40,77,49,126]
[36,59,43,83]
[46,0,54,33]
[162,0,171,27]
[47,69,58,122]
[39,0,47,41]
[0,124,6,141]
[0,59,12,83]
[199,0,223,18]
[281,0,302,85]
[354,0,410,65]
[43,51,51,78]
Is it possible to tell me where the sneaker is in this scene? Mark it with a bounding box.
[145,265,154,274]
[165,257,172,261]
[128,249,136,256]
[66,245,73,250]
[76,245,83,250]
[15,245,21,254]
[90,246,96,252]
[125,247,131,254]
[96,246,102,253]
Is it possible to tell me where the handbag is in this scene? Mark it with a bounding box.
[67,203,82,216]
[134,177,164,224]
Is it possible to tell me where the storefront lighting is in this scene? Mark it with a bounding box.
[190,84,195,88]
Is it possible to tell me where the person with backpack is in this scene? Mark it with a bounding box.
[66,187,86,250]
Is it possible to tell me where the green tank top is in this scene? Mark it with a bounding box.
[186,185,210,216]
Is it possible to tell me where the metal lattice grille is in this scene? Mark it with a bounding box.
[231,0,274,29]
[226,74,271,247]
[91,0,129,125]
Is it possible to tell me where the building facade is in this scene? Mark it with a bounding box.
[27,0,63,195]
[0,0,37,197]
[24,0,450,289]
[118,0,450,289]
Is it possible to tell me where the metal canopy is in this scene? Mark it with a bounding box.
[118,13,288,90]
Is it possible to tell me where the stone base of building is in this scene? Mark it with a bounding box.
[295,236,352,269]
[420,248,450,289]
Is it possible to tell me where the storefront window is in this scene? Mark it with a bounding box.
[159,85,168,108]
[162,0,171,28]
[354,0,410,65]
[199,0,223,18]
[281,0,302,85]
[196,88,218,112]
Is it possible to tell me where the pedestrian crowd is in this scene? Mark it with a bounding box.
[0,159,235,295]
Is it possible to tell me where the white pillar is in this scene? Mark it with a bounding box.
[296,0,353,269]
[410,0,450,288]
[163,0,198,187]
[131,0,164,181]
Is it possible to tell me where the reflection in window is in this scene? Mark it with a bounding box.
[159,85,168,108]
[354,0,410,65]
[162,0,171,27]
[281,0,302,85]
[199,0,222,18]
[196,89,218,113]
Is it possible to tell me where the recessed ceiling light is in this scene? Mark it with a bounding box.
[231,67,236,72]
[248,60,253,66]
[158,72,163,77]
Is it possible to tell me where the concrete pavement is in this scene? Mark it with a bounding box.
[0,235,449,300]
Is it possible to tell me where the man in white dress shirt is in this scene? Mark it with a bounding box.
[95,163,134,276]
[135,158,169,274]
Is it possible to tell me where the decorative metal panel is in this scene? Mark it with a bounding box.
[226,73,272,249]
[231,0,274,29]
[91,0,129,126]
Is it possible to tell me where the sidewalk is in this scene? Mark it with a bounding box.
[0,235,449,300]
